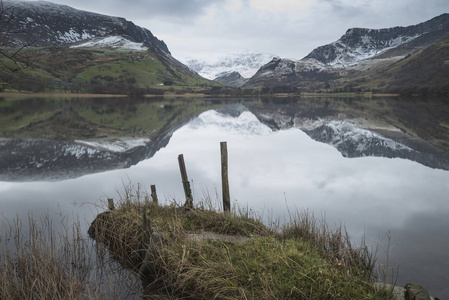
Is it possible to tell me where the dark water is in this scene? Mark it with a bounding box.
[1,96,448,298]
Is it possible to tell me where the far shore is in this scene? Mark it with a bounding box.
[1,91,402,99]
[0,92,209,99]
[1,92,130,98]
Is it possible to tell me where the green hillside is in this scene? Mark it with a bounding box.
[3,47,219,94]
[352,36,449,95]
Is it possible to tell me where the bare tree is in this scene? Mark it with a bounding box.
[0,0,34,91]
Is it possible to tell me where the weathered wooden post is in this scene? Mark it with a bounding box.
[150,184,158,204]
[178,154,193,209]
[221,142,231,212]
[107,198,115,211]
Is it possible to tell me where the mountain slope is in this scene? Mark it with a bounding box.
[3,0,169,54]
[2,0,218,93]
[8,46,216,93]
[354,35,449,95]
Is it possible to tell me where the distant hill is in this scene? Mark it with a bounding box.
[214,71,248,88]
[1,0,217,93]
[245,14,449,95]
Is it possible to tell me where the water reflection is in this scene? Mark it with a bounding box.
[144,109,449,297]
[2,96,449,181]
[1,96,449,298]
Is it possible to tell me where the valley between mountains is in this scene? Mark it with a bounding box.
[1,1,448,96]
[2,2,449,299]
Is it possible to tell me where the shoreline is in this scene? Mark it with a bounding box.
[1,91,402,99]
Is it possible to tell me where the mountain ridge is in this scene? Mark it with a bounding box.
[245,13,449,93]
[305,13,449,67]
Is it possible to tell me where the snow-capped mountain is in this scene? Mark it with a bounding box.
[181,51,275,80]
[304,13,449,68]
[246,13,449,87]
[3,0,169,54]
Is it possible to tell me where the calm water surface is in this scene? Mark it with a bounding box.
[1,97,448,298]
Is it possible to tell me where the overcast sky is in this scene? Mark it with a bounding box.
[30,0,449,60]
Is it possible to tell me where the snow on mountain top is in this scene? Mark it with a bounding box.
[325,34,420,68]
[303,14,449,69]
[180,51,276,80]
[70,36,148,51]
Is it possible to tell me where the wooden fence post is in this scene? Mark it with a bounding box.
[221,142,230,212]
[178,154,193,209]
[150,184,158,204]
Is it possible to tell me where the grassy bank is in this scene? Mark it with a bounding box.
[88,192,392,299]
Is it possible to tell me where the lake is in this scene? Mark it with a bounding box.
[1,95,448,298]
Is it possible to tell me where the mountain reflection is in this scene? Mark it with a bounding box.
[1,96,448,181]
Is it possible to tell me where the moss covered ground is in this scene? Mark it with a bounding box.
[89,195,392,299]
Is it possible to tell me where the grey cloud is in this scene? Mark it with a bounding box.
[124,0,224,17]
[51,0,225,20]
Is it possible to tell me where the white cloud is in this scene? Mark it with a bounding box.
[225,0,243,13]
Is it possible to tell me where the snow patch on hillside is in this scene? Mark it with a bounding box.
[63,144,103,159]
[71,36,148,50]
[326,34,420,68]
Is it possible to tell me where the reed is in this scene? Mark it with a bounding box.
[0,213,140,299]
